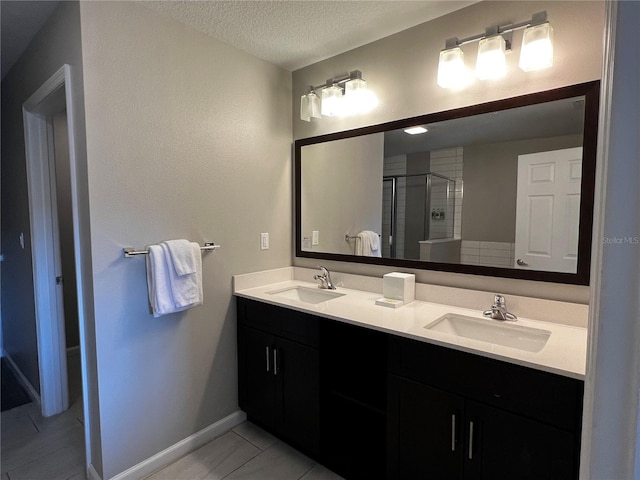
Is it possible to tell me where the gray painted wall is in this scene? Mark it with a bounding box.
[462,134,583,243]
[302,134,384,255]
[78,2,292,477]
[292,0,604,303]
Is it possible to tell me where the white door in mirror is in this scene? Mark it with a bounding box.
[515,147,582,273]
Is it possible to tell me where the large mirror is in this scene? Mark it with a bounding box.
[295,81,599,285]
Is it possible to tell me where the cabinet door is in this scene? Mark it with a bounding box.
[464,401,577,480]
[275,336,320,455]
[389,375,464,479]
[238,325,276,429]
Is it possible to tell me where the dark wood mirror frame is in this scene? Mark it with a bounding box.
[295,81,600,285]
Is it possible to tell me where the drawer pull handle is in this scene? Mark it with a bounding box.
[451,414,456,452]
[265,346,270,372]
[273,349,278,376]
[468,421,474,460]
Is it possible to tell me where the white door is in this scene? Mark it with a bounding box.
[46,118,70,412]
[515,147,583,273]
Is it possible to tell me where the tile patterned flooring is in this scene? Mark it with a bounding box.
[2,350,343,480]
[1,349,85,480]
[146,422,344,480]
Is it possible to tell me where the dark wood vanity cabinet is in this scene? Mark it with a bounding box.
[237,298,320,456]
[321,320,388,480]
[237,297,584,480]
[387,336,584,480]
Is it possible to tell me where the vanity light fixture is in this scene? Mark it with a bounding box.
[404,126,428,135]
[300,70,378,121]
[437,11,553,89]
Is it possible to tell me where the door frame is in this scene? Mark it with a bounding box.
[24,66,69,416]
[23,65,93,467]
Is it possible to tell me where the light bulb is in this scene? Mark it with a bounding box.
[321,84,344,117]
[476,35,507,80]
[300,91,321,121]
[344,78,379,115]
[520,23,554,72]
[437,47,470,89]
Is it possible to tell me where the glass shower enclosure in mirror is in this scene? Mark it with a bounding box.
[295,81,599,285]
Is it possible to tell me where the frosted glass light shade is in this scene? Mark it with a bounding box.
[321,84,344,117]
[519,23,554,72]
[476,35,507,80]
[300,92,321,122]
[344,78,379,114]
[437,47,470,89]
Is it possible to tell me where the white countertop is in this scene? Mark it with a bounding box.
[234,279,587,380]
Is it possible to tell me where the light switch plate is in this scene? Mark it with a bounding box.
[260,232,269,250]
[312,230,319,246]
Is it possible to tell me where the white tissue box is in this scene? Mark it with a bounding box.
[383,272,415,304]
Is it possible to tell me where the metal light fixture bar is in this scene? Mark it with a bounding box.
[305,70,364,94]
[444,11,549,51]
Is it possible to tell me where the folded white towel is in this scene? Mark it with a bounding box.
[164,239,196,275]
[357,231,382,257]
[146,242,203,317]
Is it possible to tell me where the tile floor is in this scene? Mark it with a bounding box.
[146,421,344,480]
[2,349,343,480]
[1,349,85,480]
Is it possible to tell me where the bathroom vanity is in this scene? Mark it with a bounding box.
[234,270,586,480]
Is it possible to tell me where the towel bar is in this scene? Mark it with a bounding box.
[123,242,221,258]
[345,234,381,241]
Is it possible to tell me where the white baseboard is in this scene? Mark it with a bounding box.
[3,352,41,408]
[87,464,102,480]
[109,410,247,480]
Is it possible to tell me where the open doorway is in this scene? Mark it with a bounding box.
[51,96,83,410]
[20,65,93,469]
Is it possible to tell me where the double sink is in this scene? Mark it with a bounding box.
[267,285,550,353]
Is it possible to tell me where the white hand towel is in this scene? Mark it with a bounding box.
[357,231,382,257]
[146,244,175,317]
[146,242,203,317]
[164,239,196,275]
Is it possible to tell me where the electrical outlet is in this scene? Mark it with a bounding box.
[260,232,269,250]
[312,231,319,246]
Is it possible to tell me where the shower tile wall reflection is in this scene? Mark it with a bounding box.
[429,147,463,239]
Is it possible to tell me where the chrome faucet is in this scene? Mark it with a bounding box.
[483,294,517,321]
[314,266,336,290]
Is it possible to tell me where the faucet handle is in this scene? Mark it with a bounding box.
[494,294,506,307]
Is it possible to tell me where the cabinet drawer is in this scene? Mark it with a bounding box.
[237,298,319,347]
[389,336,583,431]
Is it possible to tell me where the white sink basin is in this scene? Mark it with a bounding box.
[424,313,551,353]
[267,286,345,304]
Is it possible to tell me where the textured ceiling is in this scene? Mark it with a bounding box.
[143,1,477,71]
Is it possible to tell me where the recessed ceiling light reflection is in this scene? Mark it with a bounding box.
[404,126,428,135]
